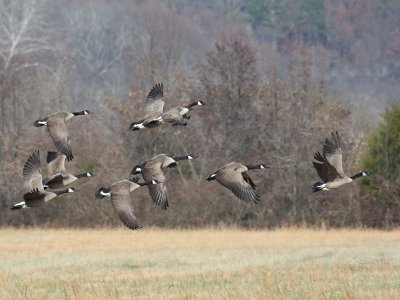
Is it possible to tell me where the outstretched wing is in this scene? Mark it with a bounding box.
[142,163,169,209]
[216,170,260,204]
[313,151,341,182]
[47,117,73,161]
[46,151,67,177]
[144,83,164,120]
[23,151,45,193]
[147,182,169,209]
[323,131,344,176]
[110,188,140,230]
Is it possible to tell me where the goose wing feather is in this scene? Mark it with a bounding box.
[144,83,164,120]
[23,151,45,193]
[142,162,169,209]
[323,131,344,176]
[110,186,140,230]
[216,169,260,204]
[47,117,73,161]
[313,151,341,182]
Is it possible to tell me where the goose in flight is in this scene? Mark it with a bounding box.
[34,110,90,161]
[129,83,204,130]
[95,177,157,230]
[43,151,94,189]
[207,162,269,203]
[312,131,370,192]
[11,151,77,210]
[131,154,197,209]
[161,101,205,126]
[129,83,165,131]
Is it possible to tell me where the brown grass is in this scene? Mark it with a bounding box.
[0,228,400,299]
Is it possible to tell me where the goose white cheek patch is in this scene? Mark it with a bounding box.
[100,191,110,197]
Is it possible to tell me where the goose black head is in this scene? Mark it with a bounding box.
[131,164,143,175]
[34,120,47,127]
[95,187,111,199]
[207,173,216,181]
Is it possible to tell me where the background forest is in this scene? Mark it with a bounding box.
[1,0,400,228]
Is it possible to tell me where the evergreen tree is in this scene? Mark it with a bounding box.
[361,104,400,227]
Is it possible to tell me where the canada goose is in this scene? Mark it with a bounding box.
[131,154,197,209]
[312,131,370,192]
[34,110,90,161]
[11,151,77,210]
[161,101,205,126]
[95,177,157,230]
[206,162,269,203]
[129,83,164,131]
[43,152,94,189]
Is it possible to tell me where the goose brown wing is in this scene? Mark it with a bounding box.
[47,117,73,161]
[323,131,344,176]
[216,170,260,204]
[110,188,140,230]
[144,83,164,120]
[23,151,45,193]
[313,151,341,182]
[142,163,169,209]
[46,151,67,177]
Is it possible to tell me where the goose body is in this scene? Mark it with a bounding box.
[131,154,197,209]
[207,162,269,203]
[95,178,156,230]
[34,110,90,161]
[312,132,369,192]
[162,101,205,126]
[43,152,93,189]
[11,151,77,210]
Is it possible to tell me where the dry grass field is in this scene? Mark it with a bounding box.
[1,228,400,299]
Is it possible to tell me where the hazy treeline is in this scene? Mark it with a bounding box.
[0,0,399,228]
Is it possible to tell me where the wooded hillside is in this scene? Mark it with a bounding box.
[1,0,399,228]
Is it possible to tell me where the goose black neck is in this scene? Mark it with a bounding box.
[55,189,70,196]
[76,173,88,178]
[73,110,88,116]
[139,180,153,186]
[186,102,199,109]
[246,164,264,170]
[173,155,190,161]
[350,172,364,180]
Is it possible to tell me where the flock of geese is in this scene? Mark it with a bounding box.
[11,83,371,230]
